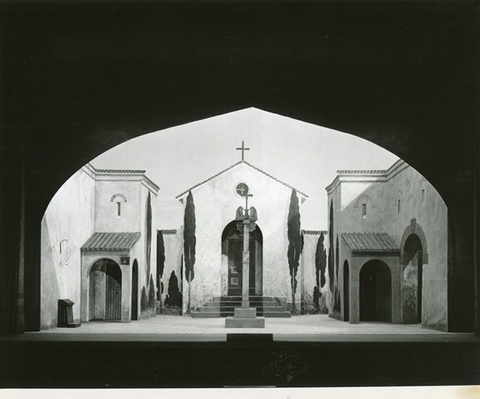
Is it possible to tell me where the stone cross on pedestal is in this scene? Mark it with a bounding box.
[226,184,265,328]
[241,193,253,308]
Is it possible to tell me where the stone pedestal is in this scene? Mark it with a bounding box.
[225,308,265,328]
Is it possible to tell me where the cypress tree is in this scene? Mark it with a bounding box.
[287,189,302,315]
[183,191,196,314]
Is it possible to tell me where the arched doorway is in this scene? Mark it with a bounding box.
[89,259,122,321]
[221,220,263,297]
[343,260,349,321]
[402,234,423,323]
[360,260,392,322]
[131,259,139,321]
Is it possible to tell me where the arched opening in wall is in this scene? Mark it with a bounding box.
[343,260,349,321]
[221,220,263,297]
[89,259,122,321]
[334,235,340,312]
[360,260,392,322]
[402,234,423,324]
[131,259,139,321]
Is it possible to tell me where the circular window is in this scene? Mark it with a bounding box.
[235,182,249,197]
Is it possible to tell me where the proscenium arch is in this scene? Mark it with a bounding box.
[359,259,392,322]
[32,107,461,333]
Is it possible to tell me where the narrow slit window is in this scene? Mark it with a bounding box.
[117,201,121,217]
[421,189,425,203]
[397,199,401,214]
[362,203,367,218]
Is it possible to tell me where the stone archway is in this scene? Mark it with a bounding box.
[359,260,392,322]
[88,259,122,321]
[402,234,423,323]
[221,220,263,297]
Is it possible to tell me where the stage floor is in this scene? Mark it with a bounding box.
[4,314,476,342]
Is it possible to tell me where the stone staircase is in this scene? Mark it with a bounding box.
[191,296,291,318]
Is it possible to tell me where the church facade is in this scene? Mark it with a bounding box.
[326,159,448,331]
[161,159,326,315]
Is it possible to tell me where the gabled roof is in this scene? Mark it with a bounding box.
[342,232,399,253]
[81,232,141,251]
[175,160,308,199]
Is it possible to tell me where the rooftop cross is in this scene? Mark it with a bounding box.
[236,140,250,161]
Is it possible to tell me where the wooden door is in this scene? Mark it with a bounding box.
[105,263,122,320]
[227,240,256,296]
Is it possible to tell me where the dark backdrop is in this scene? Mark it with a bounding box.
[0,0,478,388]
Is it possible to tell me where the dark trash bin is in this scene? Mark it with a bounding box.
[58,299,81,328]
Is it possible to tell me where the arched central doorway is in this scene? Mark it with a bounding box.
[402,234,423,323]
[89,259,122,321]
[360,260,392,322]
[222,220,263,297]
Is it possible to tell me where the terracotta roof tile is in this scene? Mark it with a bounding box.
[81,232,141,251]
[342,232,399,252]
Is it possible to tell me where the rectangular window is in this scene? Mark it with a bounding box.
[362,203,366,218]
[421,189,425,203]
[398,199,401,214]
[117,202,121,217]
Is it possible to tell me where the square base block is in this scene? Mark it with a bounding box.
[225,317,265,328]
[234,308,257,318]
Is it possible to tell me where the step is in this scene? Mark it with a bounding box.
[191,312,222,318]
[209,302,280,308]
[199,306,287,312]
[263,311,291,318]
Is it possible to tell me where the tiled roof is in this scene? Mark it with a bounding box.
[95,168,146,174]
[302,230,328,235]
[81,232,141,251]
[159,229,177,235]
[342,232,399,252]
[336,169,387,175]
[176,160,308,198]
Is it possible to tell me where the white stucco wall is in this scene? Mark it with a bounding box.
[327,161,448,330]
[41,166,95,329]
[386,165,448,330]
[159,228,184,307]
[42,165,160,329]
[179,162,307,310]
[300,233,322,313]
[94,180,142,232]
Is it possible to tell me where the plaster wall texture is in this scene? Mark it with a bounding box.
[327,161,448,330]
[179,162,306,311]
[94,180,142,232]
[159,228,184,307]
[41,167,95,329]
[386,165,448,331]
[300,233,324,313]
